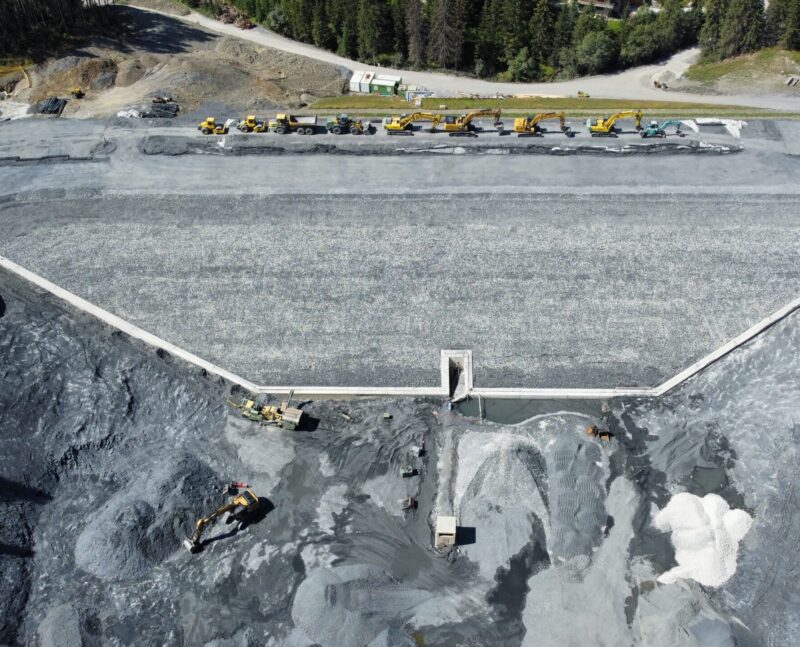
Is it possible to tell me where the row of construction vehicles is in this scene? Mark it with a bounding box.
[200,109,684,139]
[201,113,372,135]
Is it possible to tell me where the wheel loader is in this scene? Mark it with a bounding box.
[326,114,372,135]
[198,117,233,135]
[442,109,504,137]
[587,110,644,137]
[236,115,267,133]
[184,487,260,553]
[514,112,573,137]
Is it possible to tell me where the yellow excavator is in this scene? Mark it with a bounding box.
[442,108,504,137]
[184,487,260,553]
[587,110,644,137]
[383,112,443,135]
[514,112,572,137]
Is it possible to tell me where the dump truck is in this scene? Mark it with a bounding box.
[587,110,644,137]
[514,112,573,137]
[236,115,267,133]
[326,114,372,135]
[639,119,685,138]
[268,113,317,135]
[198,117,234,135]
[442,109,504,137]
[382,112,443,135]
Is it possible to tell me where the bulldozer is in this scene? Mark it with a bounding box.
[442,108,504,137]
[587,110,644,137]
[184,487,260,553]
[228,391,304,430]
[70,87,84,99]
[326,114,371,135]
[236,115,267,133]
[639,119,685,138]
[382,112,443,135]
[514,112,573,137]
[198,117,233,135]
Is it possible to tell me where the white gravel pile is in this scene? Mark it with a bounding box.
[654,492,753,587]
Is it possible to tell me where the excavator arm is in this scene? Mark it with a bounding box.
[184,488,260,552]
[461,108,503,128]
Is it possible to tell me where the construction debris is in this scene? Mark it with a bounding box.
[35,97,67,115]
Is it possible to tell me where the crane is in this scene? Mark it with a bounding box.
[514,112,572,137]
[639,119,686,138]
[184,487,260,553]
[382,112,443,135]
[587,110,644,137]
[442,108,504,137]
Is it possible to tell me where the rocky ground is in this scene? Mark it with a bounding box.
[2,260,799,645]
[0,5,347,119]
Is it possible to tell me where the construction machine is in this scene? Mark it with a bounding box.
[236,115,267,133]
[514,112,573,137]
[269,113,317,134]
[382,112,443,135]
[639,119,685,138]
[228,391,304,430]
[587,110,644,137]
[442,109,504,137]
[184,487,260,553]
[577,91,590,99]
[326,114,372,135]
[198,117,233,135]
[70,87,84,99]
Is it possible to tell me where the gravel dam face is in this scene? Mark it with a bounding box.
[2,268,799,646]
[2,192,799,389]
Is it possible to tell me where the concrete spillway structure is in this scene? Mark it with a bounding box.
[2,255,798,400]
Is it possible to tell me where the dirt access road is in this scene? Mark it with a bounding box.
[134,4,800,110]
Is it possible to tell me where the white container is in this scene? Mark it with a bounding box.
[349,70,364,93]
[359,71,374,94]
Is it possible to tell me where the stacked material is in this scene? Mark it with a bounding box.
[35,97,67,115]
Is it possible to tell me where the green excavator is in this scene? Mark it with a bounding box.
[639,119,686,138]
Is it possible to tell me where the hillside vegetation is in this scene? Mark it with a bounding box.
[183,0,702,81]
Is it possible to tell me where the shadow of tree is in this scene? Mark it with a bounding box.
[76,6,216,57]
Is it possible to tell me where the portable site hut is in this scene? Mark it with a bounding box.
[359,71,374,93]
[349,71,364,93]
[370,77,399,96]
[435,516,457,549]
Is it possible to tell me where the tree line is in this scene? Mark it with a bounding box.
[700,0,800,60]
[189,0,702,80]
[1,0,118,58]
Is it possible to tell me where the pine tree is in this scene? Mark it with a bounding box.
[452,0,468,69]
[783,0,800,49]
[475,0,502,73]
[406,0,426,67]
[528,0,555,70]
[699,0,729,59]
[718,0,765,59]
[428,0,457,68]
[552,1,578,67]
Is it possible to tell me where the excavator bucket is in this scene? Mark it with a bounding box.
[183,538,201,553]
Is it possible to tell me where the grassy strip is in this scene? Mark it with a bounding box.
[420,96,742,110]
[310,96,796,119]
[312,95,418,109]
[686,48,800,83]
